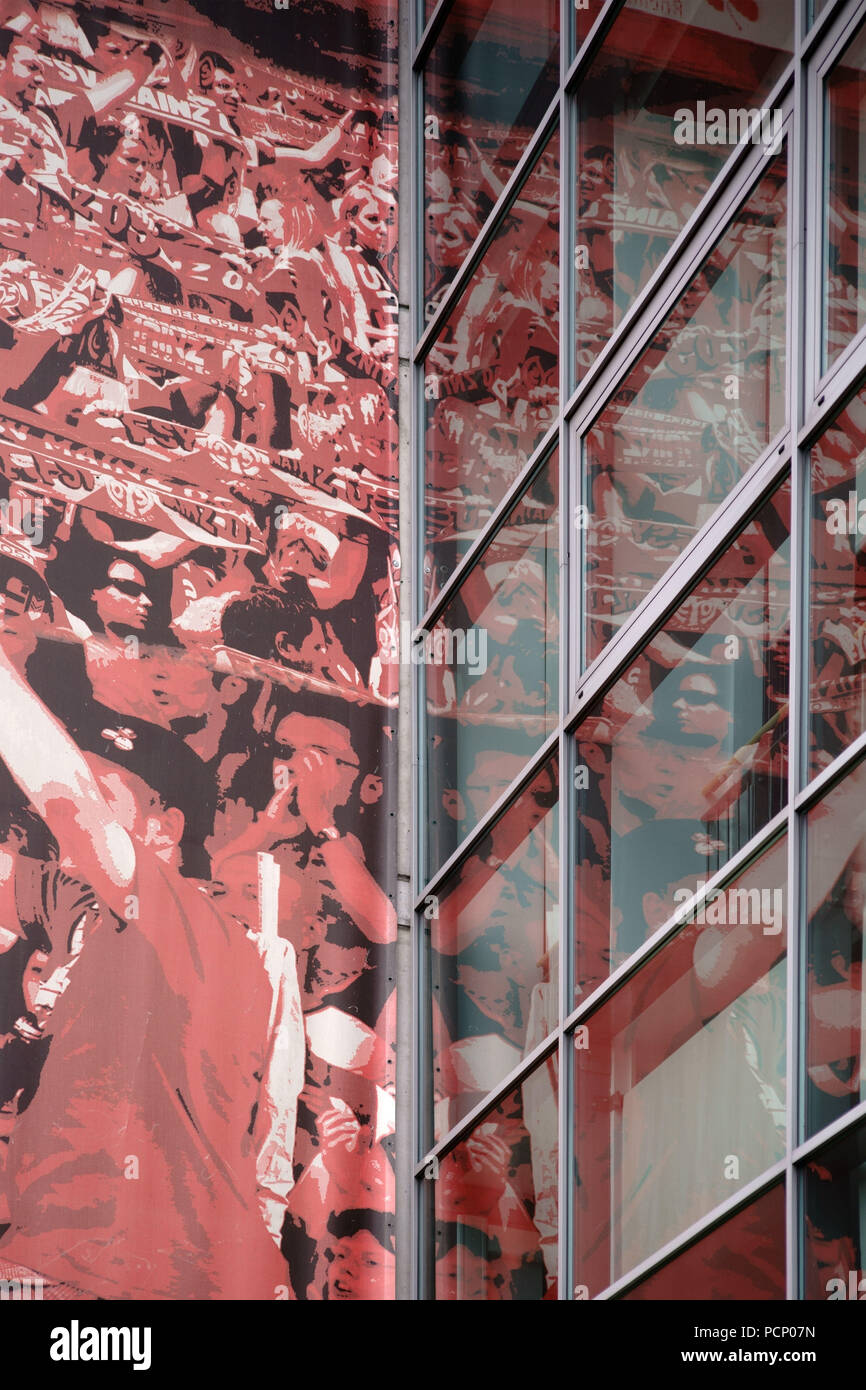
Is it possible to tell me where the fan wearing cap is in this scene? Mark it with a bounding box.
[0,624,302,1298]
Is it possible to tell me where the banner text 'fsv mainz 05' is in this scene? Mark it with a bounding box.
[0,0,399,1301]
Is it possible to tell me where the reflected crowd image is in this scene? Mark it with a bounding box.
[0,0,863,1342]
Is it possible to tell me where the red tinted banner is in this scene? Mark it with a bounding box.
[0,0,398,1300]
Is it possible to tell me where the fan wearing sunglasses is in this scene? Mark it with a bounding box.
[671,672,734,750]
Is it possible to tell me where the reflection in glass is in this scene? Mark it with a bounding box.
[432,1066,558,1299]
[805,758,866,1139]
[575,485,790,998]
[425,135,559,578]
[824,18,866,370]
[424,0,559,312]
[426,452,558,872]
[809,388,866,772]
[583,156,787,664]
[804,1123,866,1301]
[428,760,558,1141]
[620,1185,785,1301]
[575,0,793,375]
[574,836,787,1296]
[574,1,605,55]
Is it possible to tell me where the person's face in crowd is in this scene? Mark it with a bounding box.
[435,1247,504,1300]
[617,734,686,813]
[0,566,49,667]
[273,713,363,820]
[210,66,241,121]
[148,657,215,719]
[521,354,547,392]
[347,117,377,164]
[20,900,90,1007]
[259,198,286,252]
[579,150,614,197]
[274,612,328,670]
[92,559,153,635]
[92,29,141,66]
[267,507,368,609]
[427,200,476,268]
[102,136,149,197]
[346,184,397,256]
[269,509,340,587]
[451,751,528,825]
[326,1231,395,1300]
[3,41,43,108]
[211,852,259,928]
[672,673,732,746]
[17,893,99,1031]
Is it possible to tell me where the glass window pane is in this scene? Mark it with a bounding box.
[804,1123,866,1301]
[805,757,866,1140]
[575,484,790,998]
[574,836,787,1295]
[583,156,787,666]
[428,759,558,1142]
[431,1064,558,1298]
[575,0,793,375]
[426,451,558,873]
[619,1185,786,1301]
[574,0,606,55]
[809,387,866,772]
[425,136,559,577]
[824,19,866,371]
[424,0,559,308]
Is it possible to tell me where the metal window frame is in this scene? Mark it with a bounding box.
[410,0,866,1301]
[806,0,866,404]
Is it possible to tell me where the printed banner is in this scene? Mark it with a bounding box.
[0,0,398,1301]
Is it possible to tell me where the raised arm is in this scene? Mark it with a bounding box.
[0,646,136,916]
[273,110,351,166]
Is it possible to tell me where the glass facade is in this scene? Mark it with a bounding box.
[413,0,866,1301]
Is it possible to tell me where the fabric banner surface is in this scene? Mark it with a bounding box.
[0,0,399,1300]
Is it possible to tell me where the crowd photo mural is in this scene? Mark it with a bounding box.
[0,0,399,1299]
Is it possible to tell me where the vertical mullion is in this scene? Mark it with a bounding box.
[557,722,570,1300]
[410,0,427,1298]
[786,0,810,1304]
[803,4,823,407]
[556,0,571,1285]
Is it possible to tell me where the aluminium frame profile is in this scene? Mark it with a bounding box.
[410,0,866,1300]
